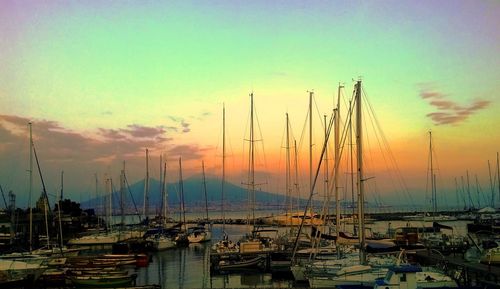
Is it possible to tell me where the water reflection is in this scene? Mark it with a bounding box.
[135,220,469,288]
[135,224,294,289]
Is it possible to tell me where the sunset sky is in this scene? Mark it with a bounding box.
[1,1,499,210]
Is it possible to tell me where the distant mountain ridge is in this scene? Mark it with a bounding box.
[81,176,288,211]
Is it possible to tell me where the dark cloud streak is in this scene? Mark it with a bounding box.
[419,84,491,125]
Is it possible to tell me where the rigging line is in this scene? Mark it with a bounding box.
[297,104,310,164]
[313,94,326,133]
[362,88,416,209]
[253,99,269,173]
[124,173,142,222]
[292,111,335,263]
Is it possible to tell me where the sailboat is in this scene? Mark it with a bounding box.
[174,157,189,246]
[187,161,212,243]
[146,157,176,250]
[0,123,48,285]
[67,177,120,246]
[307,81,402,288]
[210,93,278,273]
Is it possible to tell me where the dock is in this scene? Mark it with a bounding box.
[414,249,500,288]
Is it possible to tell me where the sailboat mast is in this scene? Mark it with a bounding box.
[28,122,33,252]
[58,171,64,249]
[109,177,114,231]
[334,84,342,237]
[222,104,226,232]
[497,152,500,207]
[250,93,256,226]
[475,175,481,208]
[32,141,51,246]
[286,113,291,224]
[488,160,494,208]
[202,161,209,221]
[324,114,329,211]
[429,131,436,217]
[349,100,355,223]
[309,91,313,203]
[159,154,163,216]
[120,162,126,228]
[466,170,473,209]
[294,140,300,210]
[163,161,167,226]
[143,148,149,219]
[179,157,186,230]
[95,173,100,228]
[355,80,366,264]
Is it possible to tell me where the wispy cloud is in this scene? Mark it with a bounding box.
[166,115,192,134]
[419,84,491,125]
[0,114,211,203]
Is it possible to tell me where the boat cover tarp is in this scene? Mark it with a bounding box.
[432,222,453,230]
[311,226,337,240]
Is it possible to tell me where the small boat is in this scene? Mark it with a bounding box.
[146,234,176,251]
[68,232,120,246]
[217,255,266,271]
[32,244,83,257]
[480,247,500,265]
[67,273,138,288]
[336,264,458,289]
[0,258,47,285]
[261,210,324,226]
[187,225,212,243]
[67,269,129,276]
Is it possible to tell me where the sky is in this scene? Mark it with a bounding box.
[1,0,499,210]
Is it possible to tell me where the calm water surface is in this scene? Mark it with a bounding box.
[131,220,469,288]
[134,224,294,289]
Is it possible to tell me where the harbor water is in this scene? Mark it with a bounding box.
[126,219,470,288]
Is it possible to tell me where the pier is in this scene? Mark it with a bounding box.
[414,249,500,288]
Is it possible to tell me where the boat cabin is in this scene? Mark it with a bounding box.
[374,265,421,289]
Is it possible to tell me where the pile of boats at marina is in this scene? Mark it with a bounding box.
[207,80,496,288]
[0,219,213,287]
[0,250,155,288]
[206,216,500,288]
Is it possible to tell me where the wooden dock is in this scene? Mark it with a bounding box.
[414,249,500,288]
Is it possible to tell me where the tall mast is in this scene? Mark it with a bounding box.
[143,148,149,219]
[286,113,291,224]
[58,171,64,249]
[475,175,481,208]
[95,173,100,228]
[202,161,209,221]
[349,99,355,222]
[120,162,126,228]
[32,141,51,247]
[324,114,329,211]
[497,152,500,207]
[159,154,163,216]
[294,140,300,210]
[334,84,342,237]
[488,160,494,208]
[28,122,33,252]
[466,170,473,209]
[429,131,436,217]
[104,176,109,231]
[163,161,167,226]
[179,157,186,230]
[222,104,226,232]
[309,91,313,204]
[250,93,256,226]
[355,80,366,264]
[109,177,114,231]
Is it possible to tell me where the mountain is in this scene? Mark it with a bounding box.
[81,176,288,211]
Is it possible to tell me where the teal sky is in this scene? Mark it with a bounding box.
[1,1,499,209]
